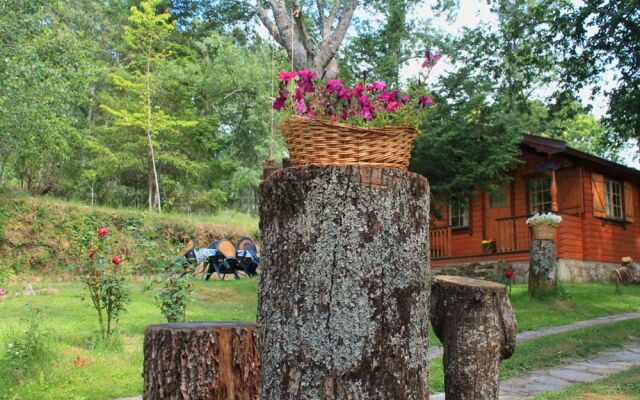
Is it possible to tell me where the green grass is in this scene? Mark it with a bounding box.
[533,366,640,399]
[429,318,640,393]
[2,281,639,399]
[0,278,258,400]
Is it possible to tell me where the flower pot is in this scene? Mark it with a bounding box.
[531,224,557,240]
[279,116,419,170]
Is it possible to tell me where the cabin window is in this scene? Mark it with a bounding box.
[529,177,552,213]
[605,179,624,219]
[449,197,469,228]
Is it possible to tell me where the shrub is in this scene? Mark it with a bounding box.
[2,305,51,377]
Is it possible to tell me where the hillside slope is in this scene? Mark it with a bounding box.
[0,194,259,275]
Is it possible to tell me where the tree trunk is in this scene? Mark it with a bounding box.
[528,239,558,297]
[258,165,431,400]
[430,276,517,400]
[143,322,261,400]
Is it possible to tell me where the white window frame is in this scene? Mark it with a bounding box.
[449,197,469,228]
[529,177,552,213]
[605,179,624,220]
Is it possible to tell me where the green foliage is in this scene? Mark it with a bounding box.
[552,0,640,145]
[150,262,195,323]
[2,305,51,379]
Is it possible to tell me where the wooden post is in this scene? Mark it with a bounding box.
[258,165,431,399]
[430,276,517,400]
[550,169,558,213]
[143,322,261,400]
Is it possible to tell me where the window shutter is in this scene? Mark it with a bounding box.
[624,181,634,223]
[591,173,606,218]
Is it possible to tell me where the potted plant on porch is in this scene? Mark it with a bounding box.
[526,212,563,240]
[272,52,440,170]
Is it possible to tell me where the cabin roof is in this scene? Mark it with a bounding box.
[521,134,640,181]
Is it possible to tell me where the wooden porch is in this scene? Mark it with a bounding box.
[430,215,531,259]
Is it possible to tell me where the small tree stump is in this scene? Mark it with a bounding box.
[430,276,517,400]
[528,239,558,297]
[258,165,431,399]
[143,322,260,400]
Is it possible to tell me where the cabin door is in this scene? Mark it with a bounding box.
[485,183,512,252]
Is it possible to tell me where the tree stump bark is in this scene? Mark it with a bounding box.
[258,165,431,400]
[430,276,517,400]
[143,322,261,400]
[528,239,558,298]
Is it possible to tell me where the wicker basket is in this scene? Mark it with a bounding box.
[279,116,419,170]
[531,224,557,240]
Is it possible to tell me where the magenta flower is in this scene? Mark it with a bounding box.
[373,81,386,91]
[359,104,375,121]
[422,50,441,68]
[418,95,434,108]
[297,69,317,81]
[357,94,369,107]
[331,115,337,122]
[337,88,352,101]
[293,87,305,101]
[326,79,343,91]
[378,89,399,103]
[352,83,365,97]
[400,95,411,104]
[273,97,286,110]
[278,71,297,82]
[386,101,400,111]
[295,99,306,115]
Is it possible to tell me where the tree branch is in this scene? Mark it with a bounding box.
[269,0,309,69]
[316,0,325,31]
[316,0,357,70]
[256,0,284,46]
[323,0,340,39]
[293,3,317,58]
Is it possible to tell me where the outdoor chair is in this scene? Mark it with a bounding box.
[236,237,260,277]
[204,238,240,280]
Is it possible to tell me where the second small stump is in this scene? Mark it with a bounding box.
[430,275,517,400]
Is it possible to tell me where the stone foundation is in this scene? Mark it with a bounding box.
[433,261,529,284]
[433,259,638,283]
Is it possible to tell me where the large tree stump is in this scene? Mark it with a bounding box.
[143,322,261,400]
[528,239,558,297]
[430,276,517,400]
[258,165,431,400]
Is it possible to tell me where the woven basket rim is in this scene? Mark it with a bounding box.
[280,115,419,135]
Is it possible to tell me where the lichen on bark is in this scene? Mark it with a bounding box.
[258,165,431,400]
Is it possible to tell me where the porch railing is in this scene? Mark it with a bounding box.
[429,227,451,259]
[495,215,531,252]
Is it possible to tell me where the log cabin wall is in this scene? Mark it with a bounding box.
[431,150,640,268]
[581,167,640,263]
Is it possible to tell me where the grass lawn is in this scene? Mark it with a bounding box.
[533,366,640,399]
[0,278,258,400]
[0,280,639,399]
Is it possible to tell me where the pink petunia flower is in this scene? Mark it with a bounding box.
[326,79,343,91]
[278,71,298,82]
[418,95,434,108]
[386,101,400,111]
[422,50,442,68]
[373,81,386,91]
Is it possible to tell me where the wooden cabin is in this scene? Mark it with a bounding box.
[430,134,640,281]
